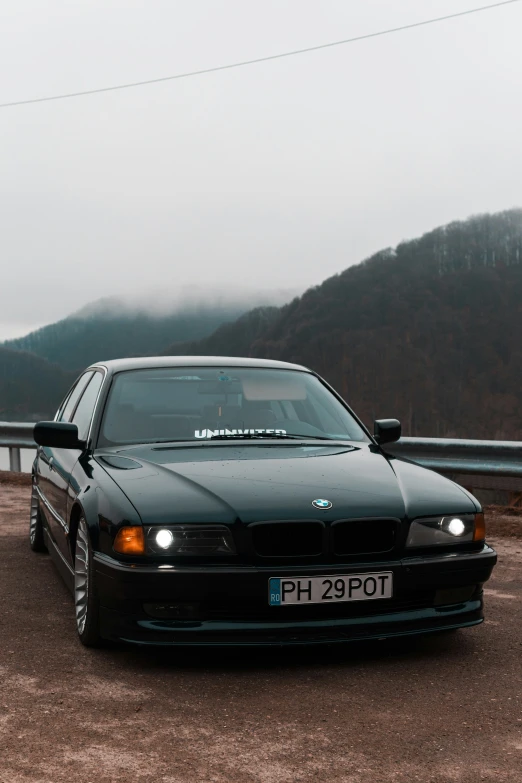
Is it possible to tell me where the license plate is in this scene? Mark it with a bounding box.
[268,572,393,606]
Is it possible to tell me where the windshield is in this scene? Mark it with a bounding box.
[97,367,369,447]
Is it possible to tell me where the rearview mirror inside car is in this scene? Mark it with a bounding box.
[374,419,401,446]
[34,421,86,450]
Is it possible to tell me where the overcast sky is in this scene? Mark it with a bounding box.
[1,0,521,340]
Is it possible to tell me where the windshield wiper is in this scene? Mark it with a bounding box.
[148,434,342,446]
[151,439,196,444]
[208,433,335,441]
[150,435,315,444]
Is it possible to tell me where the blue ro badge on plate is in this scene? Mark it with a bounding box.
[269,578,281,606]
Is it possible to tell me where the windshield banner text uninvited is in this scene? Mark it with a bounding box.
[195,428,287,439]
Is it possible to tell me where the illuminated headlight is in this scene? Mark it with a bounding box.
[446,517,466,536]
[155,529,174,549]
[146,525,236,556]
[406,513,485,548]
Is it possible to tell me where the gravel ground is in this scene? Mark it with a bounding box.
[0,481,521,783]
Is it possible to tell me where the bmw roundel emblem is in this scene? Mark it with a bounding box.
[312,498,332,510]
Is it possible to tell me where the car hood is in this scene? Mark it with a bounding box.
[95,442,478,525]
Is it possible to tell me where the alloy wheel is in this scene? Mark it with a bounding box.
[29,483,39,546]
[29,480,47,552]
[74,519,90,636]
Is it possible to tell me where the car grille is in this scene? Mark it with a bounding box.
[252,522,323,557]
[249,518,398,559]
[333,519,397,556]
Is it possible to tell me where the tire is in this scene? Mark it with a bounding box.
[29,480,47,553]
[74,517,102,647]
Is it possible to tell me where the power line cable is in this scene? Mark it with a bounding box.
[0,0,520,109]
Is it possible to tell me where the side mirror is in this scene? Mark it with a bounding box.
[34,421,85,449]
[374,419,401,446]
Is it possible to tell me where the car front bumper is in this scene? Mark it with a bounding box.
[93,545,497,646]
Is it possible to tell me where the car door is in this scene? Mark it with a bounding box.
[37,372,93,552]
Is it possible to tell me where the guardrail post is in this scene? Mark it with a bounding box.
[9,447,22,473]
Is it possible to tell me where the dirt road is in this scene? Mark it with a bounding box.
[1,480,521,783]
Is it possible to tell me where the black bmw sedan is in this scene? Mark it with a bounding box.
[31,356,496,646]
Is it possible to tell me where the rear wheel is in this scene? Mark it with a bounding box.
[74,517,102,647]
[29,480,47,553]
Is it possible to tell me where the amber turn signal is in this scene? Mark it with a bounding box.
[114,526,146,555]
[473,512,486,542]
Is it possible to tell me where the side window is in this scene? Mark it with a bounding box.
[71,372,104,441]
[58,372,94,422]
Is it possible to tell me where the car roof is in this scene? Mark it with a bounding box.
[88,356,312,374]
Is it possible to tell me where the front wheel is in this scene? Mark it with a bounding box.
[74,517,102,646]
[29,480,47,553]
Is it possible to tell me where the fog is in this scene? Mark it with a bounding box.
[72,284,299,319]
[1,0,521,340]
[0,285,298,341]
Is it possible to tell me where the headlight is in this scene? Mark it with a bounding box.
[146,525,236,556]
[406,513,485,548]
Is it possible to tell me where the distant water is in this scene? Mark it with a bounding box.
[0,448,36,473]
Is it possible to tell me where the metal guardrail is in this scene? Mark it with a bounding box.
[0,422,37,472]
[1,423,521,485]
[384,437,522,478]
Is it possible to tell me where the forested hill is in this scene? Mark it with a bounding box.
[166,209,522,439]
[3,209,521,431]
[162,306,280,357]
[2,300,247,371]
[0,348,75,420]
